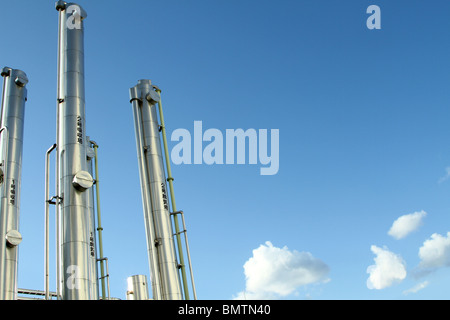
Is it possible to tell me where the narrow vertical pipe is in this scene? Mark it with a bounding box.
[155,90,190,300]
[85,141,99,300]
[45,143,57,300]
[0,67,28,300]
[90,140,106,299]
[55,0,64,300]
[180,213,197,299]
[0,126,8,300]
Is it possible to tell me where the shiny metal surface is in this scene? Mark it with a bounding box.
[126,275,150,300]
[130,80,182,300]
[5,230,22,247]
[130,96,162,300]
[85,141,99,300]
[72,170,93,191]
[44,143,57,300]
[0,67,27,300]
[55,2,97,300]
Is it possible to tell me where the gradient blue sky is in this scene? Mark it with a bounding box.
[2,0,450,300]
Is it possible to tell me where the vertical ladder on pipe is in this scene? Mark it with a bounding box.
[170,210,197,300]
[154,86,197,300]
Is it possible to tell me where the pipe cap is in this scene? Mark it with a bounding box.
[72,170,94,191]
[6,230,22,247]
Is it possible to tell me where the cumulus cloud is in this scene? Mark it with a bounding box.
[388,211,427,240]
[366,245,407,290]
[418,232,450,270]
[234,241,329,300]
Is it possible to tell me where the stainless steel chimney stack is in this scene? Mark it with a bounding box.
[55,1,97,300]
[129,80,183,300]
[0,67,28,300]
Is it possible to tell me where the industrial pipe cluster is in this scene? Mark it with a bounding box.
[0,1,196,300]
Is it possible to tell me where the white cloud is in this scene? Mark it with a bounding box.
[418,232,450,269]
[366,245,407,290]
[388,211,427,240]
[402,281,429,295]
[234,241,329,300]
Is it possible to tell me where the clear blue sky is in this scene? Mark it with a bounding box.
[2,0,450,300]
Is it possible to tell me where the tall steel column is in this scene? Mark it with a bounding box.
[129,80,182,300]
[55,1,97,300]
[0,67,28,300]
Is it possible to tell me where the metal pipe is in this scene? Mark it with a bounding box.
[96,257,110,299]
[0,126,8,299]
[179,211,197,300]
[156,89,191,300]
[90,140,106,299]
[85,140,99,300]
[129,80,182,300]
[55,1,96,300]
[126,275,149,300]
[0,127,9,198]
[18,288,58,298]
[55,0,64,300]
[45,143,57,300]
[130,96,163,300]
[0,67,28,300]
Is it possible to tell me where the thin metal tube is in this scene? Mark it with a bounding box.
[0,127,9,198]
[45,143,57,300]
[156,90,192,299]
[180,212,197,300]
[97,257,110,299]
[55,3,63,300]
[18,288,58,300]
[105,258,110,299]
[0,126,8,299]
[90,140,106,299]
